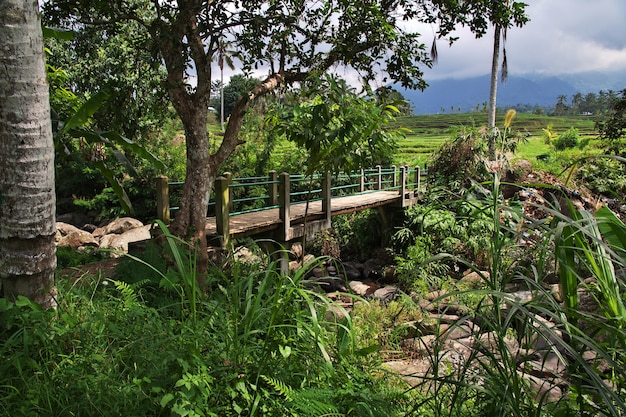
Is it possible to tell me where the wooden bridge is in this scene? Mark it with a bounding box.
[156,166,424,249]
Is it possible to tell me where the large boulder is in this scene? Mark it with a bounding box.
[99,225,151,256]
[55,222,99,248]
[94,217,144,237]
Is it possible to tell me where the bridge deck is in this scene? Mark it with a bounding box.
[205,190,410,239]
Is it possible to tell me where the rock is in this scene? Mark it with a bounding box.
[99,225,151,256]
[382,360,433,386]
[380,266,398,284]
[289,242,303,260]
[372,285,398,302]
[102,217,144,235]
[56,212,91,228]
[518,372,563,403]
[55,222,99,248]
[305,276,347,293]
[459,270,489,287]
[349,280,376,297]
[342,262,363,280]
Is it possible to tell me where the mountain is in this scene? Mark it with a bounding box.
[398,73,626,115]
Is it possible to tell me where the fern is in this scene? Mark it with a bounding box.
[260,375,294,399]
[289,388,342,417]
[110,279,149,307]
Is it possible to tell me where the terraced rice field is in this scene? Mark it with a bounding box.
[391,113,598,167]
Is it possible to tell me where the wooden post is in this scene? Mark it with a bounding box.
[223,172,233,212]
[269,170,278,206]
[415,166,421,194]
[156,175,170,224]
[376,165,382,190]
[392,165,397,189]
[399,166,407,207]
[279,172,291,241]
[215,176,231,248]
[322,171,331,224]
[359,168,365,192]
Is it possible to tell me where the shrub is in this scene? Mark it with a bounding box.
[552,127,579,150]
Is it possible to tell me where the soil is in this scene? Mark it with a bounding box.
[57,257,121,282]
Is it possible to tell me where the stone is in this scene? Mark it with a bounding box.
[459,270,489,287]
[382,360,432,386]
[55,222,99,248]
[518,371,563,403]
[289,242,303,260]
[342,262,363,280]
[372,285,398,302]
[349,280,375,297]
[99,225,151,256]
[102,217,144,235]
[56,212,91,228]
[400,335,437,354]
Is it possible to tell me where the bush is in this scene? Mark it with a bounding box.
[552,127,579,150]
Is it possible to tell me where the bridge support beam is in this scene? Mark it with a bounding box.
[156,175,170,225]
[215,175,231,249]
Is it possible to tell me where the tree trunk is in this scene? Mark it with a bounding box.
[169,106,213,275]
[488,25,501,130]
[0,0,57,308]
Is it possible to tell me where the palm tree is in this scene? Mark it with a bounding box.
[0,0,57,308]
[486,1,528,158]
[216,38,238,131]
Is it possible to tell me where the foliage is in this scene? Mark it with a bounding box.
[210,75,260,120]
[269,75,403,176]
[596,88,626,156]
[1,242,402,416]
[392,172,626,416]
[42,7,172,142]
[56,246,108,269]
[552,89,621,117]
[332,210,384,261]
[552,127,580,151]
[45,33,166,219]
[576,156,626,198]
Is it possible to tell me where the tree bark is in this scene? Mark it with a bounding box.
[487,25,501,160]
[0,0,57,308]
[488,25,501,131]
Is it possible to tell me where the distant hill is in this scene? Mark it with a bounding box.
[399,72,626,115]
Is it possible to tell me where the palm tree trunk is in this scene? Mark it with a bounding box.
[0,0,57,308]
[487,25,502,159]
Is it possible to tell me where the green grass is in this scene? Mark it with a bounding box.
[392,113,599,168]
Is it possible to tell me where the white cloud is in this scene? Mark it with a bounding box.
[420,0,626,81]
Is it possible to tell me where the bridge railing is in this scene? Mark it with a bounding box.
[155,165,425,226]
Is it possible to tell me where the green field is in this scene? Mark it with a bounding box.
[391,113,598,167]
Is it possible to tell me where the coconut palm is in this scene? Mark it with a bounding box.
[0,0,57,308]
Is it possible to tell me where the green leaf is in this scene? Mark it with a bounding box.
[160,393,174,407]
[42,27,75,40]
[60,90,112,137]
[278,345,292,359]
[596,205,626,257]
[101,131,166,171]
[93,160,134,215]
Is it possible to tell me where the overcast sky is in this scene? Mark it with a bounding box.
[418,0,626,81]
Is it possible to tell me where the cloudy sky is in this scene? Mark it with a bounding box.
[419,0,626,81]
